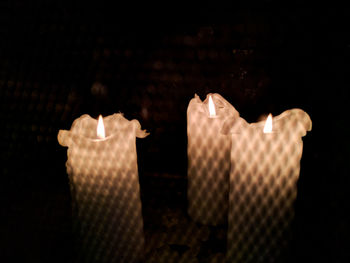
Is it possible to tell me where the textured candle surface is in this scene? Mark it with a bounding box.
[58,113,148,263]
[227,109,312,263]
[187,93,239,225]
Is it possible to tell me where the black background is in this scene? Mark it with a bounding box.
[1,1,349,262]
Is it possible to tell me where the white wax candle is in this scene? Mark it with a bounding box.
[227,109,312,262]
[58,113,149,263]
[187,93,239,225]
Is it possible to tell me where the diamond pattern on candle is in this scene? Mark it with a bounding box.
[58,113,148,263]
[187,94,239,225]
[227,109,312,263]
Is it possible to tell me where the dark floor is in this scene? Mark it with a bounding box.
[2,164,349,263]
[141,173,227,263]
[2,172,227,263]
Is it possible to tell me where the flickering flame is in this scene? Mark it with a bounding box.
[208,95,216,117]
[97,115,106,139]
[263,114,273,133]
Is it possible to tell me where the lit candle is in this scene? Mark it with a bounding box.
[58,113,149,263]
[187,93,239,225]
[227,109,312,262]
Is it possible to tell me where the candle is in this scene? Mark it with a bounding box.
[226,109,312,262]
[187,93,239,225]
[58,113,149,263]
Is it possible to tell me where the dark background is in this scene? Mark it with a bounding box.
[1,1,349,262]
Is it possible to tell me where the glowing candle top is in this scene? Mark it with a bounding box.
[97,115,106,139]
[250,109,312,137]
[263,114,273,133]
[58,113,149,147]
[208,95,216,117]
[187,93,239,121]
[222,108,311,138]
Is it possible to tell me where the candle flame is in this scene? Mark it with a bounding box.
[97,115,106,139]
[263,114,273,133]
[208,95,216,117]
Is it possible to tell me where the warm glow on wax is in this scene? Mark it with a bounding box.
[58,113,149,262]
[97,115,106,139]
[208,95,216,117]
[263,114,273,133]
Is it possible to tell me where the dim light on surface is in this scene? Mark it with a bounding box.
[97,114,106,139]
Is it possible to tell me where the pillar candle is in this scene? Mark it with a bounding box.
[226,109,312,263]
[187,93,239,225]
[58,113,149,263]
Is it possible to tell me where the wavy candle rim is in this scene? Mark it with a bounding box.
[229,108,312,137]
[190,93,239,119]
[58,113,149,147]
[57,128,130,148]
